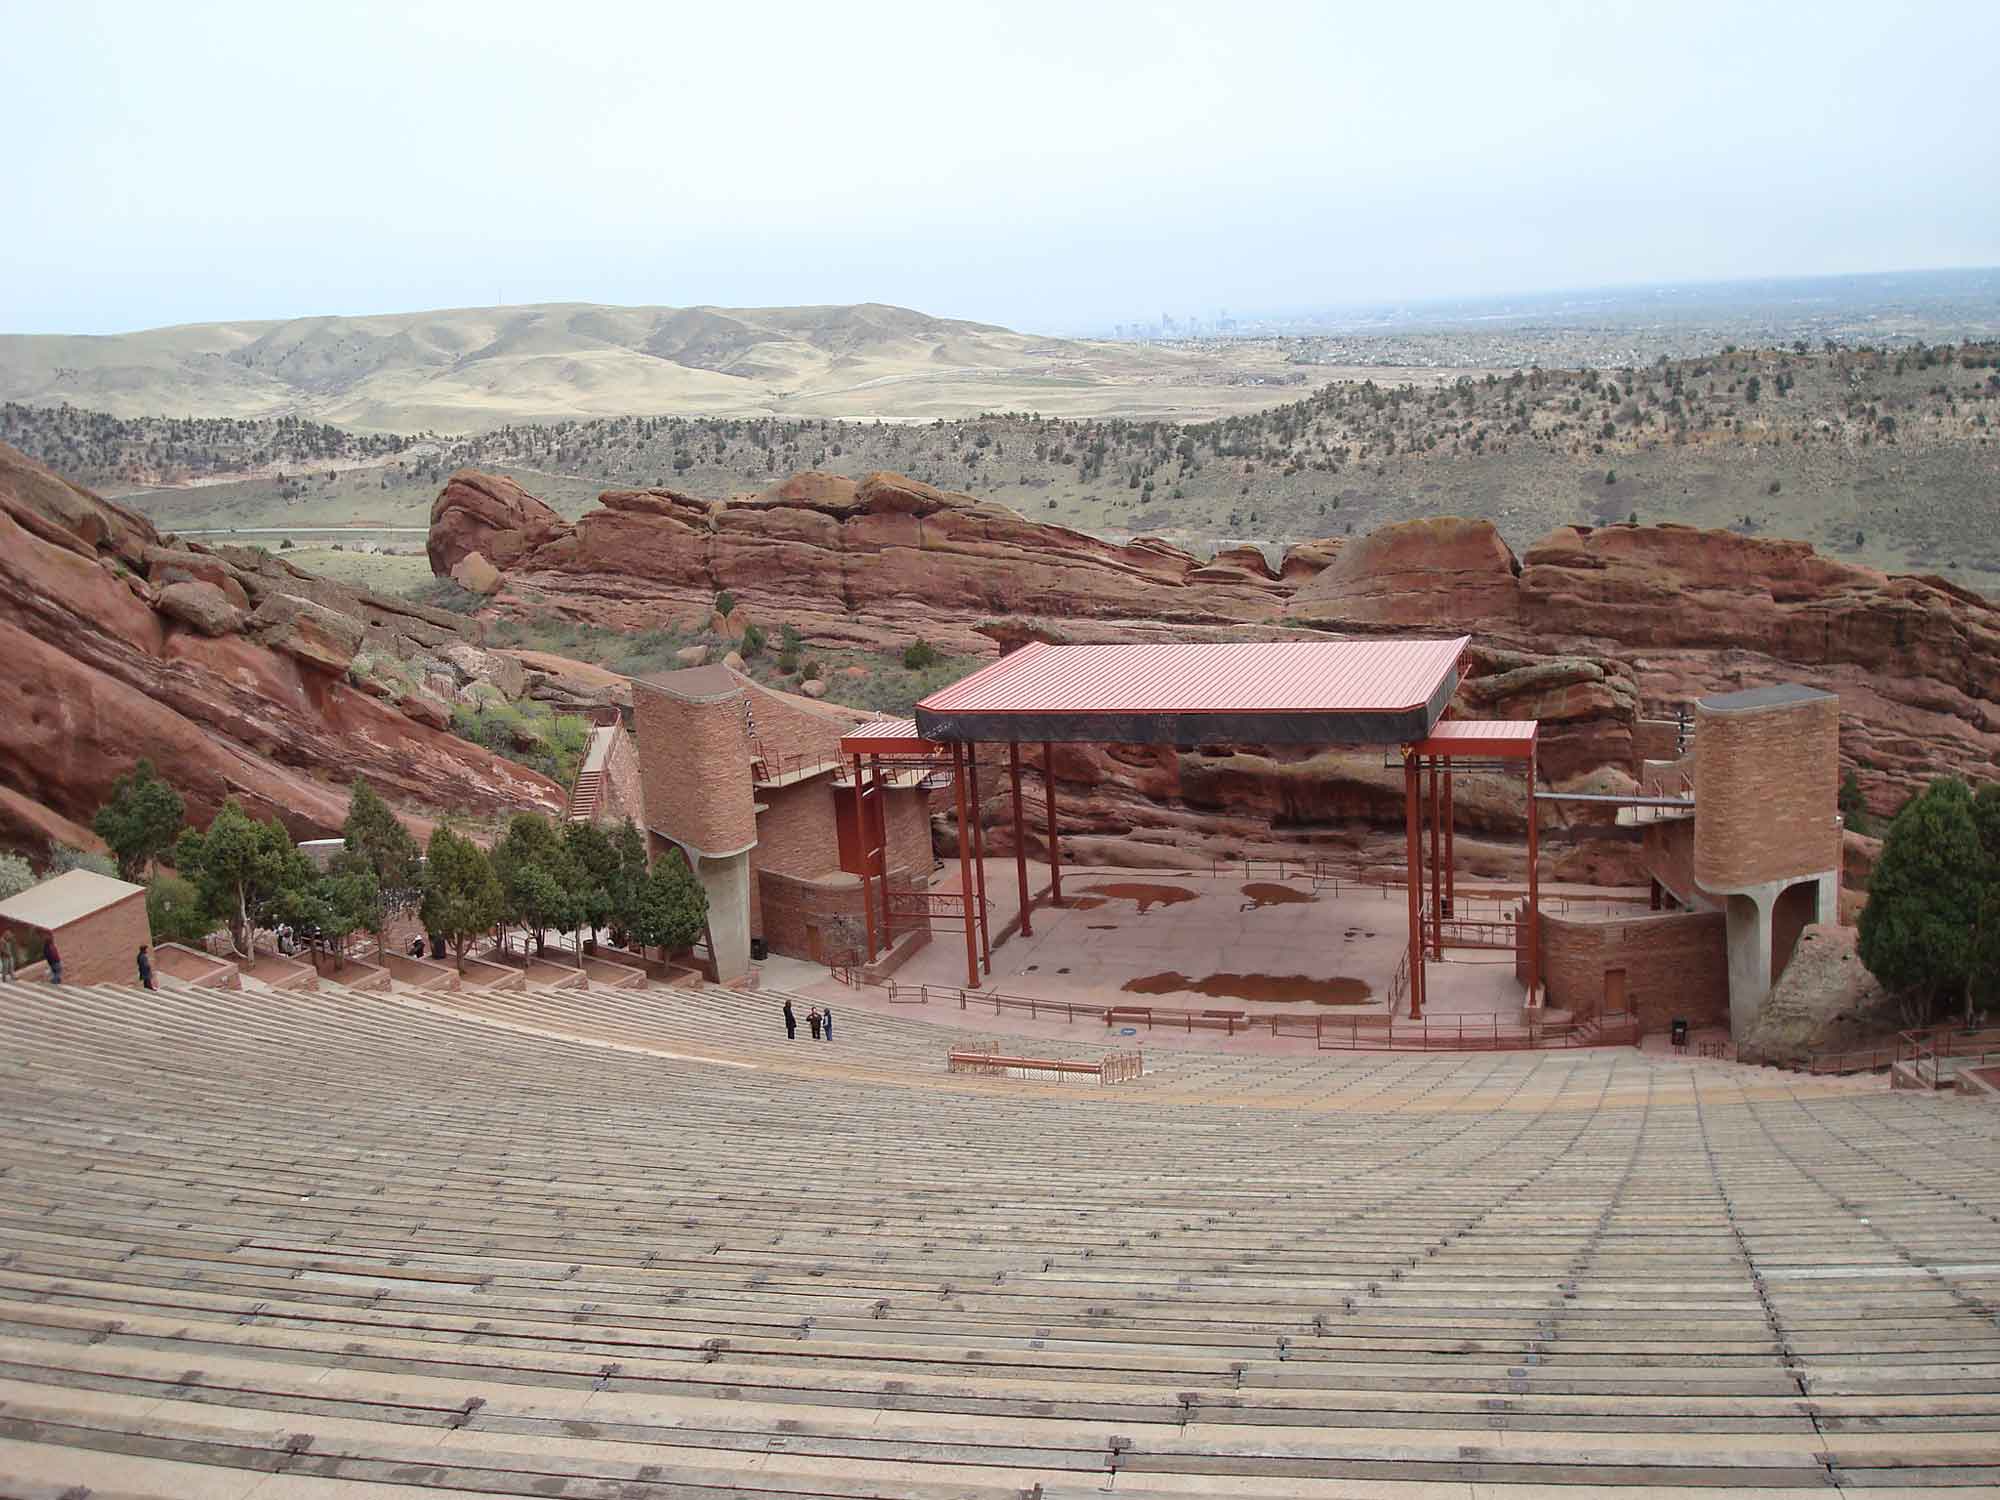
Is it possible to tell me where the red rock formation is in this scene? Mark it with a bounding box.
[0,442,564,857]
[431,471,1998,874]
[428,469,572,574]
[442,469,1288,654]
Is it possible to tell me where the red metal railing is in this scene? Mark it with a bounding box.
[864,977,1641,1051]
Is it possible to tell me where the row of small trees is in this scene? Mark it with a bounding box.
[89,762,706,972]
[422,812,707,971]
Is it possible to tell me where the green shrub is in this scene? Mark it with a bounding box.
[403,577,485,615]
[902,640,941,670]
[741,622,767,657]
[47,843,118,878]
[0,853,33,903]
[448,699,591,785]
[146,871,215,946]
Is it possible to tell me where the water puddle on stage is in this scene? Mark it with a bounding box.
[1240,882,1316,910]
[1121,971,1374,1005]
[1077,881,1199,914]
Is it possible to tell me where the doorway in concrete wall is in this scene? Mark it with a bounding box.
[1604,967,1627,1015]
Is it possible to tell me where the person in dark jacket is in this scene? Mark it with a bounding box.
[783,999,796,1040]
[136,944,155,991]
[821,1005,833,1041]
[808,1008,821,1041]
[43,935,61,986]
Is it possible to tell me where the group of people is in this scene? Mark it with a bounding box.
[0,935,149,989]
[781,998,834,1041]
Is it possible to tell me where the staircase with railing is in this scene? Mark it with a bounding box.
[565,723,619,824]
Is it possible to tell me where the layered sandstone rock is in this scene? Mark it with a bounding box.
[428,469,570,574]
[429,470,1998,875]
[0,442,564,857]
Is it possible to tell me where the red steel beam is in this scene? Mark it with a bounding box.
[1009,741,1032,939]
[951,742,978,989]
[1404,750,1424,1021]
[1525,742,1541,1007]
[1428,756,1442,959]
[968,747,991,974]
[1043,741,1063,906]
[1444,767,1455,917]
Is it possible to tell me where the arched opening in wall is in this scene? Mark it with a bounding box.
[1771,880,1818,987]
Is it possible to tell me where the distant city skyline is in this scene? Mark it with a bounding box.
[6,1,1997,338]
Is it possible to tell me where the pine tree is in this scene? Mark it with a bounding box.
[92,759,185,878]
[1857,778,1986,1021]
[420,826,504,973]
[633,849,709,957]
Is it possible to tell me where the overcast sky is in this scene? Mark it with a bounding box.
[7,0,1997,336]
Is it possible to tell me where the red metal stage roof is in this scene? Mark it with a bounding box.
[1410,719,1539,760]
[915,638,1470,747]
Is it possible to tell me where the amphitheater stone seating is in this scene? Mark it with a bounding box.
[0,972,1996,1496]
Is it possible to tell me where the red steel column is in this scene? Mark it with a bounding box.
[872,753,892,948]
[1043,741,1063,906]
[1428,756,1442,958]
[855,753,876,963]
[1009,741,1032,938]
[1403,750,1424,1021]
[951,742,979,989]
[1525,744,1541,1007]
[968,746,992,974]
[1443,766,1455,917]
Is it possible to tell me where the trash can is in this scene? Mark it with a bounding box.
[750,937,768,961]
[1670,1018,1689,1052]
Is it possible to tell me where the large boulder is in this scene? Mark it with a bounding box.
[157,580,246,638]
[450,551,503,596]
[1737,924,1898,1067]
[428,469,572,576]
[249,592,366,676]
[144,546,251,609]
[1286,517,1521,626]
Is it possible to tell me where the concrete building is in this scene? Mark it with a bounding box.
[0,869,151,988]
[632,666,934,983]
[1537,683,1842,1040]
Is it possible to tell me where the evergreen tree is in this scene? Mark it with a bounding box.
[320,850,386,956]
[420,826,504,972]
[173,799,316,957]
[632,848,709,957]
[605,819,649,947]
[91,759,185,879]
[341,780,423,903]
[1857,778,1986,1021]
[492,812,580,955]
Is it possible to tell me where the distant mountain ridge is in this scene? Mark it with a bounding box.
[0,301,1250,432]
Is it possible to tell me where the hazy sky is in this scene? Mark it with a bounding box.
[8,0,1997,336]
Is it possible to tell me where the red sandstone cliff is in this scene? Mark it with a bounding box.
[0,442,563,856]
[430,467,1998,870]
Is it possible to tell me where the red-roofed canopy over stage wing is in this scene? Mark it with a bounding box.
[835,638,1540,1022]
[914,638,1470,747]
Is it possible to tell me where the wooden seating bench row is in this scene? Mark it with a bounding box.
[947,1050,1144,1084]
[0,978,1994,1495]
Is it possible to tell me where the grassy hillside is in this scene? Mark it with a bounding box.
[22,341,2000,592]
[0,302,1311,430]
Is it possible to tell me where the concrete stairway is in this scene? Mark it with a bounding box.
[0,975,1996,1495]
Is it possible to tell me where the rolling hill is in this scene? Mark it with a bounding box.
[0,302,1310,431]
